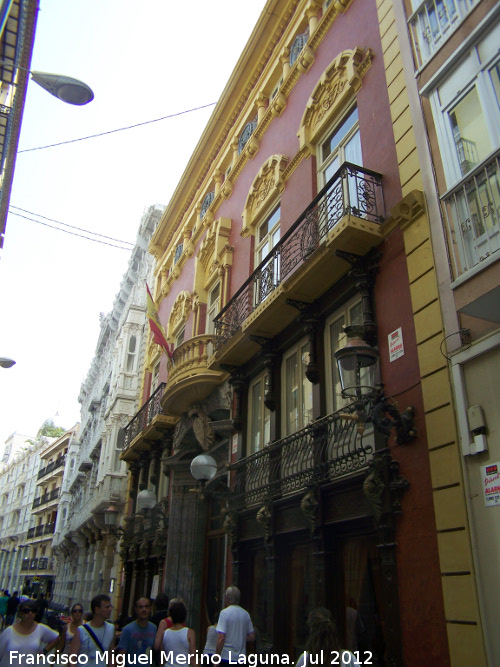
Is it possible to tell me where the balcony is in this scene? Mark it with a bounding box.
[37,454,66,480]
[442,150,500,278]
[121,383,176,460]
[229,404,374,509]
[212,163,385,366]
[161,335,228,416]
[32,488,59,511]
[408,0,477,68]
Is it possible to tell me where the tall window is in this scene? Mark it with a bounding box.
[151,363,160,393]
[248,374,271,453]
[206,282,220,356]
[431,27,500,273]
[126,335,137,372]
[206,282,220,336]
[175,327,185,348]
[430,32,500,186]
[255,206,281,305]
[282,339,313,436]
[324,298,365,413]
[318,106,362,187]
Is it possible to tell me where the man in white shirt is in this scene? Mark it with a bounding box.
[70,594,116,667]
[215,586,255,663]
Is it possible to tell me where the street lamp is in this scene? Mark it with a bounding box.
[334,326,416,445]
[190,454,217,488]
[0,358,15,368]
[30,71,94,106]
[0,60,94,106]
[104,504,124,539]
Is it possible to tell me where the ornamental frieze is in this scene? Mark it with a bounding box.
[242,154,289,238]
[298,47,373,151]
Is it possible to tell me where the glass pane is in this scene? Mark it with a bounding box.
[286,353,299,435]
[301,344,313,426]
[449,88,492,176]
[251,381,262,452]
[322,107,359,162]
[345,128,362,166]
[490,62,500,110]
[329,315,346,410]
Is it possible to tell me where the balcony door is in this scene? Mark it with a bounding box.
[318,106,362,224]
[254,206,281,306]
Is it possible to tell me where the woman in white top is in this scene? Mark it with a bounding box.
[296,608,356,667]
[203,612,219,656]
[155,600,196,667]
[0,599,60,667]
[63,603,85,653]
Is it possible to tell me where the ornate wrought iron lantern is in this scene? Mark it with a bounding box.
[334,326,379,401]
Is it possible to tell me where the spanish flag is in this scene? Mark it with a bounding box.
[146,283,173,358]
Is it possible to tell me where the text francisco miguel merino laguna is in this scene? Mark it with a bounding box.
[7,652,298,666]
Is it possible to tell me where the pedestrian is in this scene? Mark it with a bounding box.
[0,599,60,667]
[34,593,48,623]
[295,608,356,667]
[69,594,115,666]
[5,591,20,626]
[117,597,156,663]
[202,612,219,657]
[150,593,170,627]
[215,586,255,664]
[0,591,8,631]
[154,600,195,667]
[154,598,185,648]
[61,603,85,653]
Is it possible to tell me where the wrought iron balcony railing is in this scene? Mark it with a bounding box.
[214,162,384,350]
[228,404,374,508]
[442,149,500,278]
[37,454,66,480]
[123,382,166,449]
[408,0,477,68]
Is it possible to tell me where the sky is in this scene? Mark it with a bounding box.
[0,0,268,448]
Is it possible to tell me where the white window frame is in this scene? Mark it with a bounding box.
[247,372,271,454]
[317,104,362,189]
[206,281,221,336]
[254,205,281,306]
[126,334,138,373]
[281,337,314,437]
[429,28,500,189]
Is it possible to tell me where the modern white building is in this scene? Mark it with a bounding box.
[0,436,42,594]
[51,204,164,612]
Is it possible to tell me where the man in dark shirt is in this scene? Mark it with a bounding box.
[34,592,49,622]
[6,591,20,626]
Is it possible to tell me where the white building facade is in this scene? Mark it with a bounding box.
[0,437,43,594]
[51,204,164,612]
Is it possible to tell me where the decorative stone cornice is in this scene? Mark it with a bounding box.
[242,154,289,238]
[298,47,373,152]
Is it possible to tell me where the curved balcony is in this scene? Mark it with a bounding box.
[161,335,228,416]
[121,383,177,461]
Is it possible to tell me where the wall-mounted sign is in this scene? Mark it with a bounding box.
[482,462,500,507]
[232,433,239,455]
[389,327,404,362]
